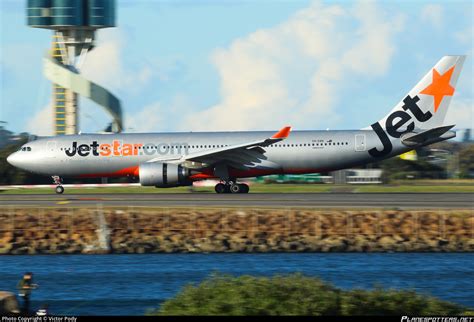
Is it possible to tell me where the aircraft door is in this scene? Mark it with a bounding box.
[355,134,366,152]
[46,141,57,158]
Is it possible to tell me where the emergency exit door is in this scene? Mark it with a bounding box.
[46,141,57,158]
[355,134,366,152]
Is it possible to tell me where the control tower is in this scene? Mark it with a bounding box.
[27,0,123,135]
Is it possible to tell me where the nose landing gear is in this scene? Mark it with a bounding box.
[52,176,64,194]
[55,185,64,194]
[214,180,249,194]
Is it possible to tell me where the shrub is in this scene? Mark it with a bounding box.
[149,274,468,316]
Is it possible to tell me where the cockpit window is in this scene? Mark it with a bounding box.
[20,146,32,152]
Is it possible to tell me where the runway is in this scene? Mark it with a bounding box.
[0,193,472,208]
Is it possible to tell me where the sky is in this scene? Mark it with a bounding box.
[0,0,472,136]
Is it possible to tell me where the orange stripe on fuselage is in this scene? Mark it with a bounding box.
[77,166,139,178]
[76,166,326,180]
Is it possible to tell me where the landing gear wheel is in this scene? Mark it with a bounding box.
[239,183,250,193]
[55,185,64,194]
[230,184,241,194]
[52,176,64,194]
[215,183,226,194]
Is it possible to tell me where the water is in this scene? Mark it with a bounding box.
[0,253,472,315]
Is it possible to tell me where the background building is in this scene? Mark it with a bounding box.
[27,0,123,135]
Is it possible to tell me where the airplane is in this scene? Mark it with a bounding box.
[7,55,466,194]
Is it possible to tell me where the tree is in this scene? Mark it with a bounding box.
[458,144,474,178]
[370,156,445,182]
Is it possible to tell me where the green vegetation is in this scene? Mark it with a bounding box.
[149,274,468,316]
[0,186,198,194]
[374,156,445,182]
[1,181,473,194]
[0,184,332,194]
[459,144,474,178]
[354,184,474,193]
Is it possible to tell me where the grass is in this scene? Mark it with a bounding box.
[1,181,473,194]
[0,186,197,194]
[394,179,474,185]
[354,185,474,193]
[0,184,333,194]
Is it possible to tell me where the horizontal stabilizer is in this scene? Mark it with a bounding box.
[401,125,455,146]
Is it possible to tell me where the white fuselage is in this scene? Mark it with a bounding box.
[7,129,410,180]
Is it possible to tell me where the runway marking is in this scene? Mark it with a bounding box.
[56,201,70,205]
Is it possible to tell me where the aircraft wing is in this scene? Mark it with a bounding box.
[146,126,291,170]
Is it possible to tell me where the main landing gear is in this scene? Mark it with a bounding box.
[214,181,249,194]
[52,176,64,194]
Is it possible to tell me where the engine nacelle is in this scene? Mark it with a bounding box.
[139,163,192,187]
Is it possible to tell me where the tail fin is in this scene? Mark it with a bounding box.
[374,55,466,131]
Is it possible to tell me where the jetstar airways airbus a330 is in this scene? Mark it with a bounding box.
[7,56,466,194]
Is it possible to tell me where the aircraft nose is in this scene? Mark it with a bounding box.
[7,152,21,167]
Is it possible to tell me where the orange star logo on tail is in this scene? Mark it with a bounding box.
[420,66,455,112]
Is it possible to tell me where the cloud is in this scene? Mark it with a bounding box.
[25,103,53,136]
[81,29,154,94]
[421,4,443,28]
[454,26,473,46]
[181,0,405,131]
[125,102,163,132]
[445,98,473,129]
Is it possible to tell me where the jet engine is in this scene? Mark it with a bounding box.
[139,162,192,187]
